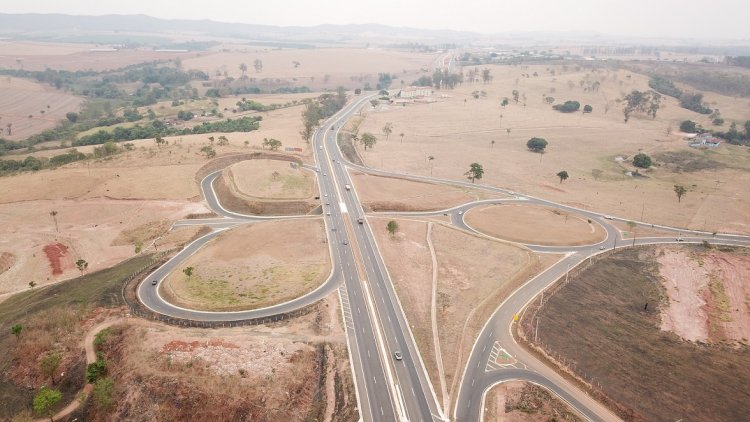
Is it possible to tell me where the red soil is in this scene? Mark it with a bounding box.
[43,243,68,275]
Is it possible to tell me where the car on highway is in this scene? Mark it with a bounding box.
[603,215,613,220]
[151,280,158,286]
[323,173,327,176]
[458,210,463,215]
[343,239,348,245]
[326,212,331,215]
[394,351,403,361]
[599,245,605,250]
[676,237,684,242]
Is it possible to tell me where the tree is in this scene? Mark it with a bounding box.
[382,122,393,141]
[66,112,78,123]
[253,59,263,73]
[490,140,495,149]
[386,220,399,238]
[33,386,62,421]
[512,90,520,103]
[76,259,88,274]
[583,104,593,113]
[40,351,62,384]
[6,122,12,136]
[591,169,603,180]
[680,120,697,133]
[29,281,36,289]
[217,135,229,146]
[11,324,22,340]
[481,68,492,84]
[49,211,59,233]
[501,98,509,108]
[370,99,379,108]
[428,155,435,175]
[633,153,652,169]
[200,146,216,158]
[557,170,569,183]
[674,185,687,203]
[183,267,194,278]
[465,163,484,183]
[154,136,166,147]
[262,138,282,150]
[506,128,512,137]
[360,133,377,150]
[399,132,405,143]
[526,137,548,153]
[271,171,280,180]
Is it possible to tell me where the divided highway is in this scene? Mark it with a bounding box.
[136,90,750,422]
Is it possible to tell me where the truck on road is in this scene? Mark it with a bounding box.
[357,218,364,224]
[345,184,351,190]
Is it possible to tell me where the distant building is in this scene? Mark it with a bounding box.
[399,86,432,99]
[688,133,721,148]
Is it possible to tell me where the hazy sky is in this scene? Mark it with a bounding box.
[3,0,750,39]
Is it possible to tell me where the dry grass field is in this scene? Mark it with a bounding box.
[183,47,435,90]
[227,159,315,200]
[465,203,607,246]
[523,246,750,421]
[370,217,558,411]
[0,76,83,140]
[0,40,197,71]
[350,171,503,211]
[483,381,582,422]
[356,64,750,234]
[161,219,329,311]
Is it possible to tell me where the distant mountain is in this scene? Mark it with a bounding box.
[0,13,477,45]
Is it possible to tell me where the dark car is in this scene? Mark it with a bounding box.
[151,280,158,286]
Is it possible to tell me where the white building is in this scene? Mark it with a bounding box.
[399,86,433,99]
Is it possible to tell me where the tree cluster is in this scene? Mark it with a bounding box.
[622,90,662,122]
[300,88,347,141]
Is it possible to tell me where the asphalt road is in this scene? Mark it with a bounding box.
[135,89,750,422]
[314,94,444,421]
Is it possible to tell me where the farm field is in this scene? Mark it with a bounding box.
[0,40,197,71]
[521,246,750,421]
[0,76,83,140]
[183,47,436,90]
[160,219,330,311]
[356,64,750,234]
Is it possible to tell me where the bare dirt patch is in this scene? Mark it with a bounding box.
[523,246,750,421]
[161,219,329,311]
[483,381,582,422]
[214,171,318,215]
[227,159,314,200]
[43,242,72,276]
[466,204,606,246]
[371,217,551,410]
[351,171,500,212]
[658,246,750,343]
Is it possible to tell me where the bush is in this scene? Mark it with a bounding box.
[680,120,698,133]
[583,104,593,113]
[633,153,652,169]
[712,118,725,126]
[552,100,580,113]
[86,358,107,383]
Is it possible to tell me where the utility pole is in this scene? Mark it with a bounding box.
[613,235,617,251]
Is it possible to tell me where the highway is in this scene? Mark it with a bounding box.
[314,95,444,421]
[135,89,750,422]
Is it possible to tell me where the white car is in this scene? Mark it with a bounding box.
[458,210,463,215]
